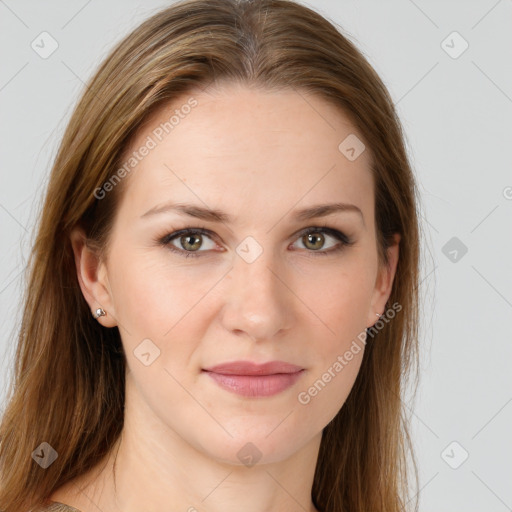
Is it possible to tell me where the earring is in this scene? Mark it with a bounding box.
[93,307,106,319]
[376,313,381,317]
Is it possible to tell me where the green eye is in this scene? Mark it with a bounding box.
[293,227,353,256]
[159,226,354,258]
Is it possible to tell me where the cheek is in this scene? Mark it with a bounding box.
[109,248,225,385]
[310,261,376,339]
[297,266,372,420]
[296,309,366,429]
[109,255,167,334]
[109,246,205,333]
[299,347,364,430]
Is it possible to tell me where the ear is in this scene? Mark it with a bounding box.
[366,233,400,328]
[70,226,118,328]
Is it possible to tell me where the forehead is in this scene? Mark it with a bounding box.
[117,83,374,225]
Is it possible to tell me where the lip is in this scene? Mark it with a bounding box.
[202,360,305,397]
[203,360,303,375]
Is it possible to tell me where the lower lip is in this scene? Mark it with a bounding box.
[203,370,304,397]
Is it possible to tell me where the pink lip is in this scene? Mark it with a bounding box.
[202,360,305,397]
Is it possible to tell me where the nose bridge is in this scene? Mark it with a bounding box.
[221,243,292,341]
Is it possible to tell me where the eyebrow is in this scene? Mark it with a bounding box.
[141,201,364,224]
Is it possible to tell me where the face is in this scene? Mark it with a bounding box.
[74,82,398,467]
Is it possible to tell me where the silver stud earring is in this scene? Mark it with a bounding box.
[93,307,106,319]
[376,313,381,317]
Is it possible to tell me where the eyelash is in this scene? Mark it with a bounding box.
[157,225,355,259]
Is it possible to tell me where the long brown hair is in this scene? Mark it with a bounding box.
[0,1,422,510]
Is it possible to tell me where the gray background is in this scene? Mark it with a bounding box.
[1,0,511,510]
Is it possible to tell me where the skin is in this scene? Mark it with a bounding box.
[56,82,399,512]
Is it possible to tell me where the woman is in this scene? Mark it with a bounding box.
[0,0,422,511]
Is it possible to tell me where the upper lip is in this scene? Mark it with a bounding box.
[202,360,304,376]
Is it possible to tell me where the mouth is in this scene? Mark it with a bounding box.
[201,360,305,398]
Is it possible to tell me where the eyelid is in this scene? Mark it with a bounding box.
[296,225,351,244]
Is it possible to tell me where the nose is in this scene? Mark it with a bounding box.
[219,249,294,342]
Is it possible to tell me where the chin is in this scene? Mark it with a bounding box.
[191,421,314,468]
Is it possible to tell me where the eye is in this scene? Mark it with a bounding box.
[158,225,354,258]
[159,228,217,258]
[291,226,354,256]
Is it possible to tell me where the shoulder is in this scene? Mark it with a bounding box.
[34,502,82,512]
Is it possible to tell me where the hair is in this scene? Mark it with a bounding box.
[0,1,422,511]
